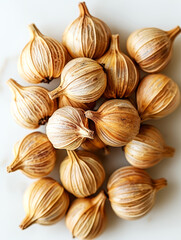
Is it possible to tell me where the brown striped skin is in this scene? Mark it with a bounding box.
[63,2,111,59]
[60,150,105,197]
[107,166,167,220]
[7,132,56,178]
[18,24,68,84]
[136,74,180,121]
[85,99,140,147]
[124,124,175,169]
[20,178,69,229]
[81,121,108,154]
[49,58,107,103]
[127,26,181,73]
[58,94,96,110]
[97,34,139,98]
[7,79,57,129]
[46,106,94,150]
[81,133,108,153]
[66,191,106,239]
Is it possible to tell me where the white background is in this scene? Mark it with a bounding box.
[0,0,181,239]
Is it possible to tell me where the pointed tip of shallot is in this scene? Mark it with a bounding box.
[85,110,94,120]
[153,178,167,191]
[78,2,91,17]
[163,145,175,158]
[167,26,181,41]
[7,165,13,173]
[19,215,35,230]
[28,23,42,38]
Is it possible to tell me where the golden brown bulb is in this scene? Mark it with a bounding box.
[124,124,175,169]
[46,106,94,150]
[127,26,181,73]
[63,2,111,59]
[107,166,167,220]
[49,57,107,104]
[85,99,140,147]
[136,74,180,121]
[60,150,105,197]
[58,94,96,110]
[20,177,69,229]
[18,23,68,84]
[7,79,57,129]
[97,34,139,98]
[66,191,107,239]
[7,132,56,178]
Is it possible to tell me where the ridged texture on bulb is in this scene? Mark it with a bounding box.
[85,99,140,147]
[60,150,105,197]
[20,177,69,229]
[63,2,111,59]
[58,94,96,110]
[107,166,167,220]
[66,191,107,239]
[127,26,181,73]
[81,122,109,154]
[7,79,57,129]
[81,133,109,154]
[7,132,56,178]
[136,74,180,121]
[49,57,107,103]
[18,23,67,84]
[46,106,94,150]
[98,34,139,98]
[124,125,175,169]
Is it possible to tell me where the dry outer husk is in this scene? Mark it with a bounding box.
[124,124,175,169]
[127,26,181,73]
[97,34,139,98]
[49,57,107,104]
[107,166,167,220]
[7,132,56,178]
[136,74,180,121]
[46,106,94,150]
[85,99,140,147]
[18,23,68,84]
[66,191,107,239]
[20,177,69,229]
[58,94,96,110]
[60,150,105,197]
[63,2,111,59]
[7,78,57,129]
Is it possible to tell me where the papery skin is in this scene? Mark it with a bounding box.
[98,34,139,98]
[107,166,167,220]
[7,79,57,129]
[58,94,96,110]
[7,132,56,178]
[85,99,140,147]
[20,177,69,229]
[63,2,111,59]
[66,191,107,239]
[46,106,94,150]
[81,133,108,154]
[81,121,109,154]
[18,23,68,84]
[60,150,105,197]
[136,74,180,121]
[124,124,175,169]
[49,57,107,103]
[127,26,181,73]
